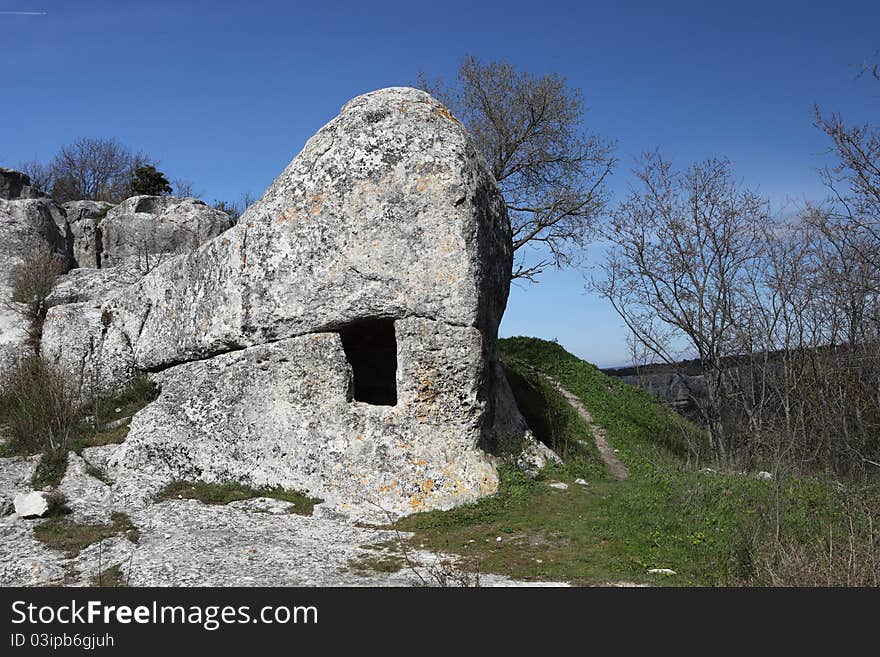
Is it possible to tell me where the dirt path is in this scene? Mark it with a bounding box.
[543,375,630,481]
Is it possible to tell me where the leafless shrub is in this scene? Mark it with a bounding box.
[421,56,616,282]
[746,499,879,587]
[0,356,81,455]
[371,502,481,587]
[5,250,64,350]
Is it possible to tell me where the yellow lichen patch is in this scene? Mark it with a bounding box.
[408,494,426,511]
[355,434,365,442]
[433,105,460,124]
[421,479,435,493]
[308,194,324,216]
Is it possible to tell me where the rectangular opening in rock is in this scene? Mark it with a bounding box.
[339,318,398,406]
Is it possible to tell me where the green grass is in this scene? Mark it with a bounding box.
[347,543,406,577]
[90,563,127,587]
[394,337,870,586]
[34,511,139,557]
[501,337,707,474]
[156,480,321,516]
[31,450,69,489]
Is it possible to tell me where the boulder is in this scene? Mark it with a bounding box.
[48,87,530,518]
[0,197,69,284]
[97,196,233,269]
[62,200,114,268]
[0,195,71,365]
[0,168,39,201]
[12,491,50,518]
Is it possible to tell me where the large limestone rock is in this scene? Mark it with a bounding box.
[46,262,145,307]
[0,192,71,368]
[62,200,114,268]
[97,196,233,269]
[47,87,525,519]
[0,168,33,200]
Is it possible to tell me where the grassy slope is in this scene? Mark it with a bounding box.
[396,337,848,586]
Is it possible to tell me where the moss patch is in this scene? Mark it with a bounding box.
[90,563,127,587]
[34,512,139,558]
[156,480,321,516]
[31,450,69,489]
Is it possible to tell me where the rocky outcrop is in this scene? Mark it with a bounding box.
[62,200,114,268]
[0,191,71,367]
[46,263,145,307]
[97,196,233,269]
[0,168,42,201]
[46,87,527,519]
[62,196,232,270]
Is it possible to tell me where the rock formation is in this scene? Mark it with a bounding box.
[62,196,233,270]
[41,87,533,519]
[0,167,43,201]
[0,172,70,370]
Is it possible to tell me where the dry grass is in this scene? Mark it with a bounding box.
[0,356,81,455]
[6,250,64,349]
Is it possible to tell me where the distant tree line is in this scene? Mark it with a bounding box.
[593,77,880,475]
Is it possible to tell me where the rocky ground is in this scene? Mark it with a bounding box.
[0,444,566,587]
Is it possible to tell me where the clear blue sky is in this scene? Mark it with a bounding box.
[2,0,877,366]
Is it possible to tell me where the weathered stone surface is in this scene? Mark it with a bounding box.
[46,263,142,306]
[98,196,233,269]
[13,491,50,518]
[0,195,71,364]
[62,200,114,268]
[43,87,528,519]
[0,448,566,587]
[41,301,134,397]
[58,452,113,524]
[94,87,510,372]
[0,516,68,585]
[107,324,498,519]
[0,168,39,200]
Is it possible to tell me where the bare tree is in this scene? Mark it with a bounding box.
[420,56,615,281]
[171,177,199,198]
[47,137,154,203]
[17,160,54,195]
[595,152,768,461]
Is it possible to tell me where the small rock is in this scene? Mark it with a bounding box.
[114,407,122,414]
[702,468,716,475]
[548,482,568,490]
[495,536,502,542]
[13,492,50,518]
[574,478,589,486]
[756,471,773,481]
[647,568,677,576]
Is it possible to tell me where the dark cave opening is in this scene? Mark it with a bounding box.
[339,318,398,406]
